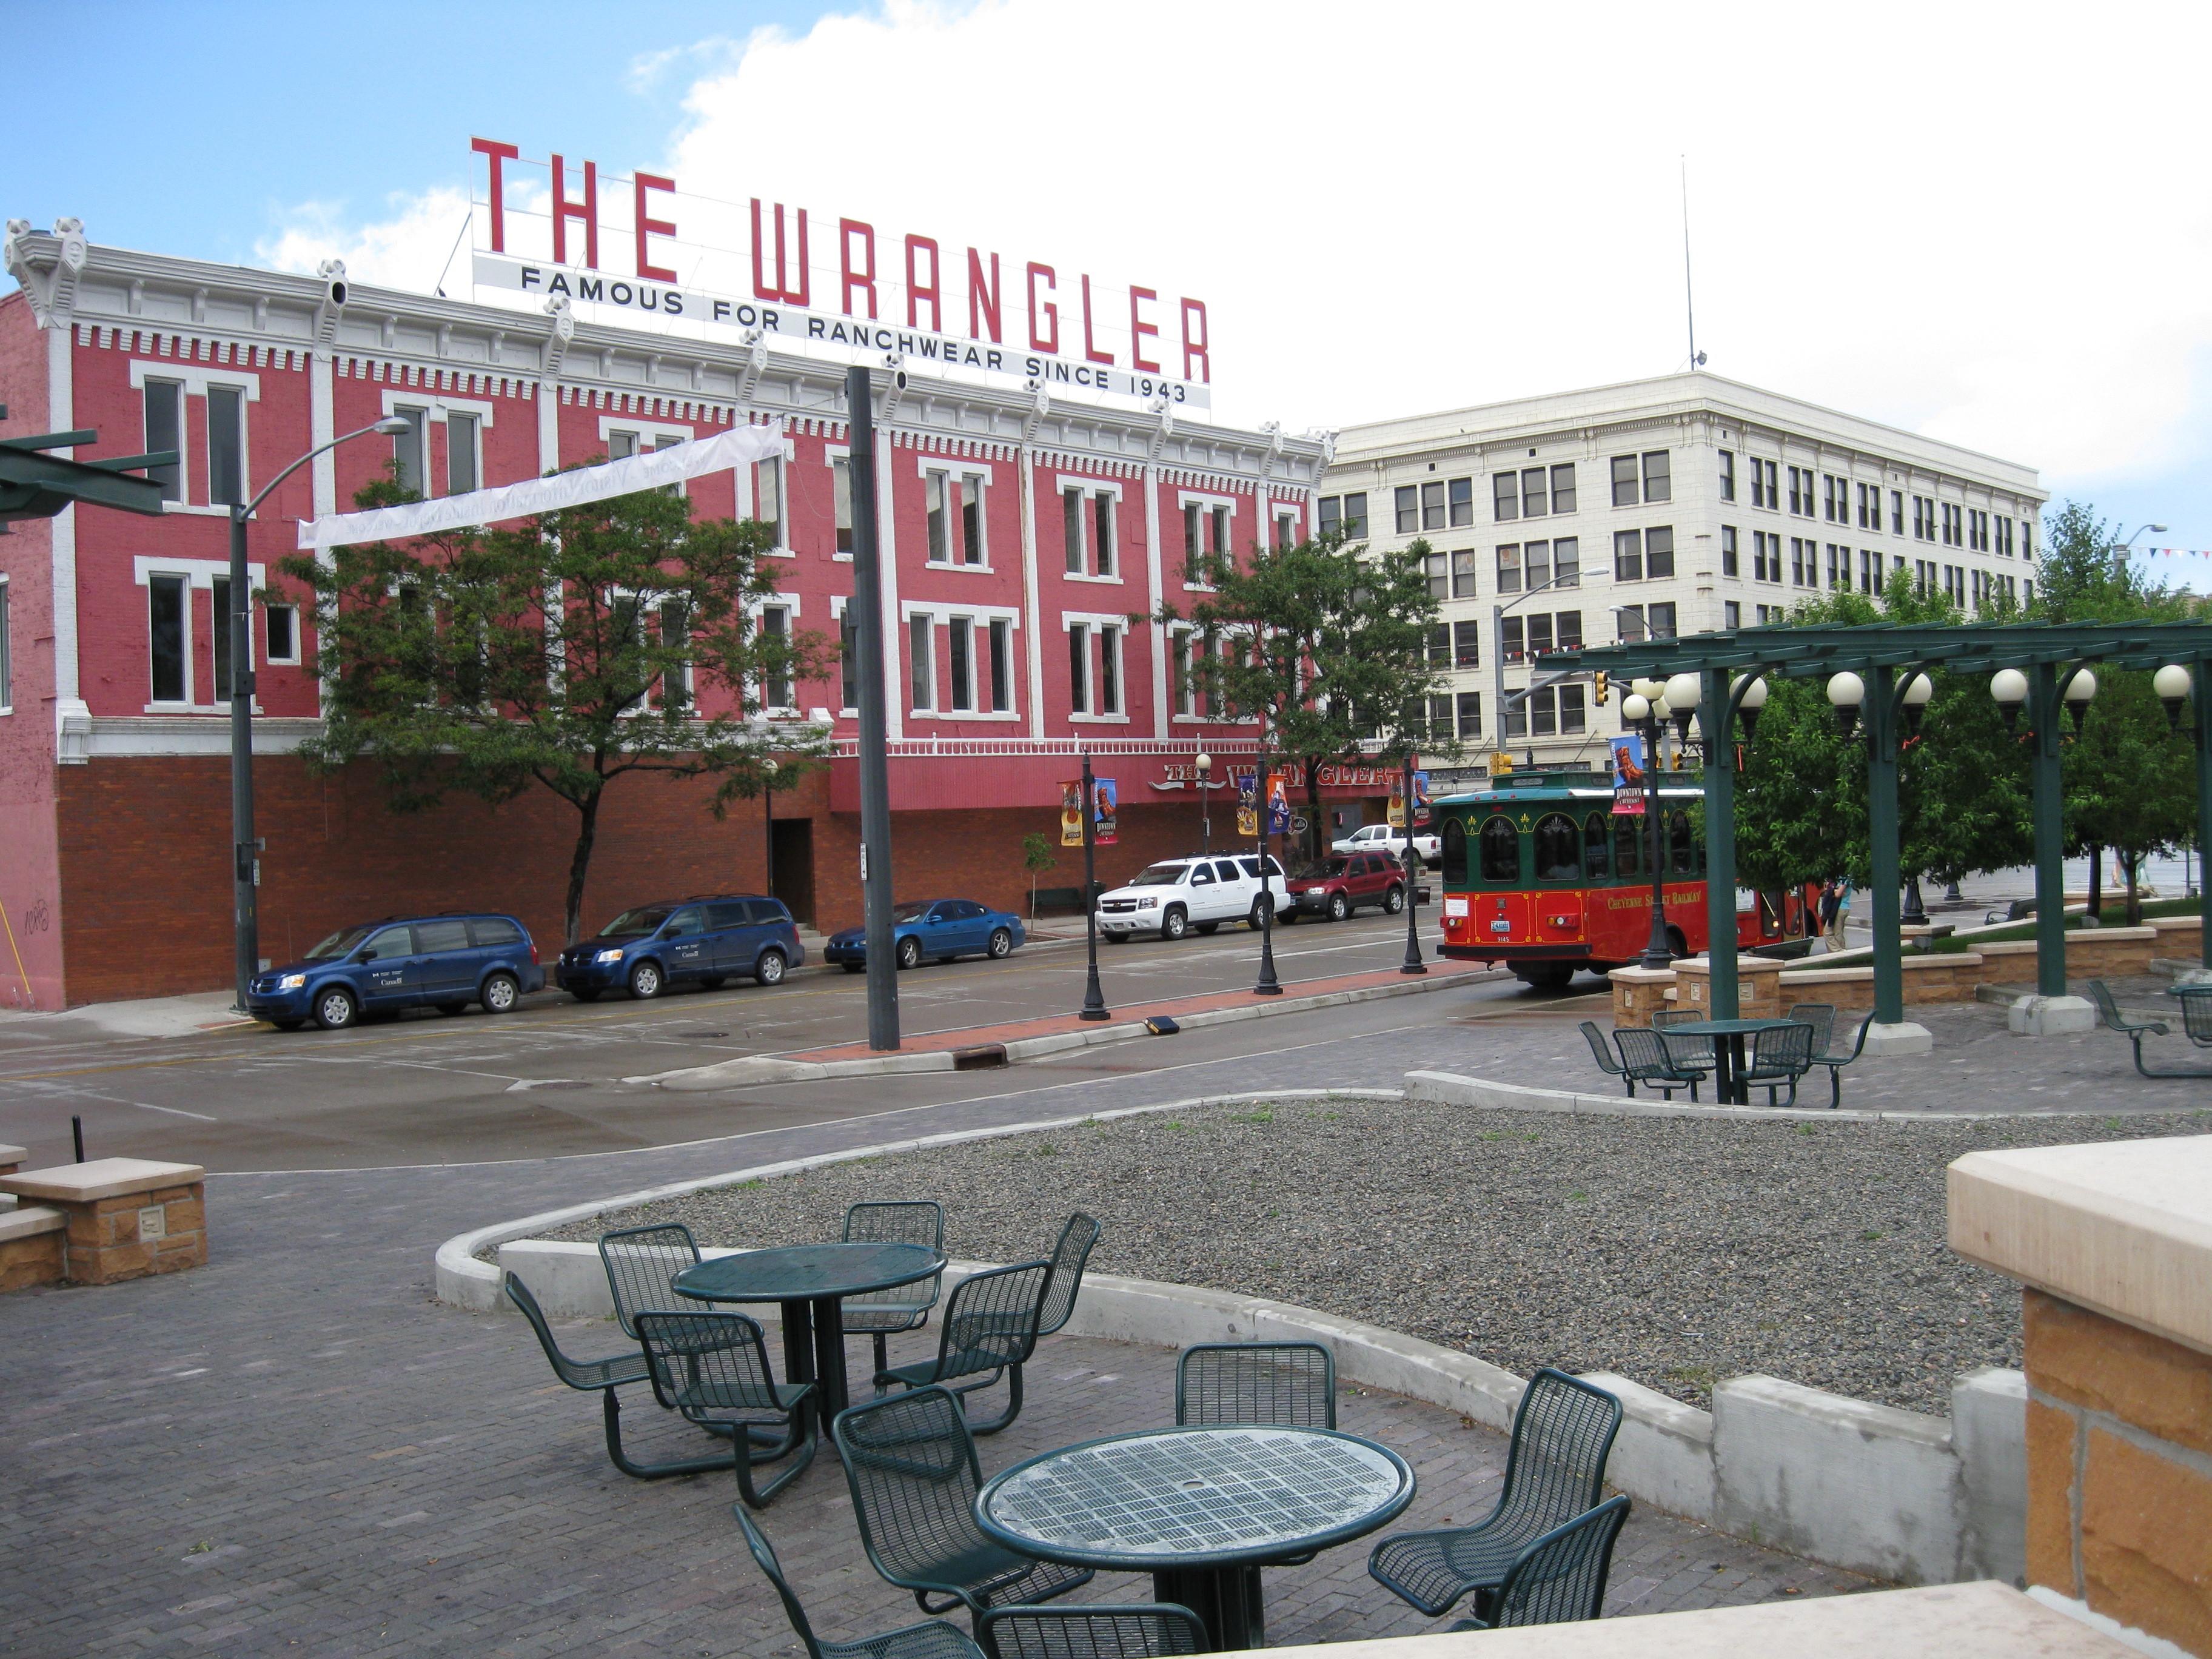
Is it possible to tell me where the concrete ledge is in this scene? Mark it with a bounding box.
[1401,1067,2116,1124]
[1580,1370,1717,1523]
[0,1204,65,1242]
[1953,1367,2028,1584]
[1,1156,205,1202]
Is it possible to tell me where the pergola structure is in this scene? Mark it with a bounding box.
[0,403,173,525]
[1551,622,2212,1035]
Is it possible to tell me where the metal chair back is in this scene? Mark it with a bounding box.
[833,1386,993,1592]
[1649,1010,1715,1073]
[939,1259,1053,1378]
[1749,1021,1815,1075]
[978,1606,1206,1659]
[734,1504,833,1659]
[633,1309,789,1424]
[505,1270,647,1392]
[1037,1213,1102,1336]
[2180,994,2212,1047]
[1785,1003,1837,1057]
[1490,1370,1624,1549]
[1578,1021,1626,1078]
[844,1200,947,1319]
[599,1222,702,1339]
[1612,1027,1695,1085]
[1490,1495,1632,1628]
[2085,978,2130,1031]
[1176,1341,1336,1429]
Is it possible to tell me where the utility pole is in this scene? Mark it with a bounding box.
[847,366,899,1050]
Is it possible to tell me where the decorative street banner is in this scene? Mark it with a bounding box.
[1610,734,1646,816]
[1234,769,1259,838]
[1061,782,1085,848]
[1093,779,1119,846]
[1387,770,1431,829]
[1265,774,1292,836]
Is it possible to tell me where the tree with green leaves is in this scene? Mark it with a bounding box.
[1158,532,1446,862]
[283,466,833,943]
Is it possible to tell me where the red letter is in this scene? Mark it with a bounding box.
[968,250,1002,342]
[471,137,519,253]
[1026,262,1058,353]
[1080,275,1114,366]
[633,172,677,283]
[551,155,598,269]
[750,201,810,306]
[840,219,877,319]
[905,235,941,331]
[1181,298,1210,383]
[1128,285,1161,374]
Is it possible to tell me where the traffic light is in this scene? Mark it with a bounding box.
[1592,671,1609,706]
[1488,751,1514,775]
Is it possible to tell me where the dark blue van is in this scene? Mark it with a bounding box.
[247,913,546,1031]
[555,894,805,1001]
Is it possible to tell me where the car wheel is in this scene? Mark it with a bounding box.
[1327,891,1350,923]
[756,949,787,986]
[1247,894,1274,930]
[842,962,866,973]
[1384,883,1405,914]
[1666,927,1689,960]
[896,936,922,970]
[268,1017,304,1032]
[1162,906,1189,942]
[435,1001,469,1017]
[1195,922,1220,936]
[700,974,726,990]
[628,960,664,1000]
[988,927,1014,959]
[572,988,602,1002]
[482,971,521,1014]
[313,987,358,1031]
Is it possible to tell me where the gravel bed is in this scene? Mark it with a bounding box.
[548,1098,2211,1415]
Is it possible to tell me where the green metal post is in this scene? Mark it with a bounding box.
[2197,661,2212,971]
[1699,666,1739,1020]
[2031,663,2070,999]
[1865,665,1905,1027]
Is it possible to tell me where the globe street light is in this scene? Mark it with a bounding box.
[1618,690,1673,968]
[1734,674,1769,740]
[1826,671,1866,739]
[1195,749,1213,853]
[1991,668,2028,732]
[2156,664,2193,729]
[2064,667,2098,732]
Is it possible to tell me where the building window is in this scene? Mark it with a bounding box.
[1450,548,1478,599]
[1718,450,1735,503]
[212,576,235,703]
[1552,537,1580,587]
[1093,494,1116,577]
[1416,480,1444,531]
[755,456,783,545]
[1756,604,1783,625]
[910,612,934,711]
[833,457,854,553]
[265,602,298,666]
[1618,603,1675,642]
[839,605,860,711]
[1614,529,1644,581]
[1891,491,1905,535]
[1826,544,1851,590]
[1750,458,1777,509]
[1316,492,1367,540]
[1944,503,1963,548]
[1172,628,1195,715]
[1210,504,1230,562]
[1182,501,1203,581]
[1752,530,1779,583]
[948,616,973,712]
[207,386,245,508]
[1649,602,1677,637]
[760,604,791,710]
[142,379,183,501]
[1858,482,1879,530]
[1786,466,1814,517]
[149,574,187,703]
[927,471,951,563]
[392,404,429,497]
[1996,515,2014,557]
[1641,452,1670,504]
[447,412,480,496]
[1555,610,1583,651]
[1501,616,1524,663]
[1823,474,1844,523]
[1423,550,1449,602]
[1453,620,1481,668]
[988,617,1011,713]
[1646,526,1674,579]
[607,429,640,460]
[1558,683,1586,734]
[1448,477,1474,527]
[1912,496,1931,541]
[1529,686,1558,737]
[1426,623,1450,668]
[1395,484,1419,534]
[1518,468,1547,518]
[1860,549,1879,594]
[1493,472,1519,522]
[1524,540,1552,589]
[1275,509,1296,550]
[2023,522,2035,561]
[1496,543,1522,593]
[1549,462,1576,514]
[1790,537,1813,587]
[1527,614,1553,658]
[1721,525,1738,577]
[1610,454,1638,508]
[1723,599,1741,629]
[1065,489,1085,575]
[1456,691,1482,740]
[1068,622,1089,712]
[1098,625,1121,714]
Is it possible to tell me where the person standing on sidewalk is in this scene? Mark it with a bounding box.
[1828,879,1853,950]
[1817,880,1840,947]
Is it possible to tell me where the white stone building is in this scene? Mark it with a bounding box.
[1319,372,2048,775]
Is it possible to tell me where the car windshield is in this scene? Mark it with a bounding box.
[598,905,675,938]
[1127,864,1188,886]
[1317,858,1352,877]
[891,900,934,922]
[304,925,375,961]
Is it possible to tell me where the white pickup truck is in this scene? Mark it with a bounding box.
[1330,823,1443,865]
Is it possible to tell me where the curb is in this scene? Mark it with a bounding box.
[1402,1068,2178,1122]
[634,967,1503,1090]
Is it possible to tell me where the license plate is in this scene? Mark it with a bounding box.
[1490,920,1512,934]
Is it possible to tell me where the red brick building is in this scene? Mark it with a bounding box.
[0,221,1380,1008]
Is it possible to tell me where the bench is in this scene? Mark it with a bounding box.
[1985,899,2033,925]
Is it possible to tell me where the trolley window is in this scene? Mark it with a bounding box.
[1612,814,1641,880]
[1441,816,1469,885]
[1668,809,1696,875]
[1480,816,1522,883]
[1583,814,1611,880]
[1533,813,1581,882]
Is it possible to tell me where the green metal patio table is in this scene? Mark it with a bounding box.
[1662,1017,1797,1105]
[674,1241,943,1433]
[974,1424,1415,1652]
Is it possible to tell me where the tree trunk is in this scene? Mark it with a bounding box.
[2087,840,2103,923]
[1303,757,1327,865]
[2123,850,2144,928]
[565,786,605,945]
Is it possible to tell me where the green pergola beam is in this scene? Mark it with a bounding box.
[0,441,175,521]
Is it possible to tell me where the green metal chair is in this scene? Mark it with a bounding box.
[1176,1341,1336,1429]
[506,1270,739,1481]
[977,1606,1207,1659]
[1809,1011,1875,1106]
[1783,1003,1837,1059]
[1609,1027,1704,1101]
[2086,980,2212,1077]
[1739,1021,1815,1107]
[1369,1369,1624,1627]
[734,1503,987,1659]
[634,1309,816,1508]
[1443,1496,1632,1632]
[1578,1022,1632,1094]
[876,1259,1051,1435]
[598,1222,702,1338]
[1035,1213,1102,1338]
[1649,1010,1717,1081]
[833,1385,1093,1632]
[842,1201,947,1386]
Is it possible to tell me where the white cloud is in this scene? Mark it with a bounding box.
[258,186,479,297]
[258,0,2212,494]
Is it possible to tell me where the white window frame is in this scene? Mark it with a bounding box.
[908,608,937,714]
[1060,476,1126,584]
[748,591,802,717]
[916,457,995,571]
[1178,489,1237,589]
[143,569,195,711]
[899,599,1021,721]
[752,452,788,551]
[1272,504,1300,550]
[129,360,263,517]
[374,389,499,500]
[264,601,301,666]
[0,572,12,714]
[826,444,854,560]
[831,594,861,714]
[1062,610,1131,724]
[132,555,268,711]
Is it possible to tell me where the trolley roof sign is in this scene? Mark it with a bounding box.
[466,137,1213,410]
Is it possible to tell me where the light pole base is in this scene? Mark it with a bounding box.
[2005,997,2093,1039]
[1252,983,1284,997]
[1862,1019,1936,1054]
[1078,1007,1113,1022]
[1399,964,1429,976]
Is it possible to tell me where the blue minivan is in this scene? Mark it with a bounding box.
[248,913,546,1031]
[555,894,805,1001]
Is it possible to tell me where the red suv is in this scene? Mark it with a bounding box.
[1287,851,1408,923]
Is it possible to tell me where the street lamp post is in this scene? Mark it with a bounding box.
[1195,749,1213,854]
[1398,749,1427,976]
[228,414,414,1010]
[2111,523,2169,577]
[1620,685,1673,969]
[1253,749,1282,996]
[1992,662,2099,1002]
[762,756,778,902]
[1078,749,1110,1021]
[2154,663,2212,968]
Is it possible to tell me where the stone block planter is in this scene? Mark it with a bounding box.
[0,1158,207,1286]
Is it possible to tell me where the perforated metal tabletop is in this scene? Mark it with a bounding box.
[976,1426,1414,1570]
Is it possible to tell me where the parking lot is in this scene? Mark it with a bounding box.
[0,908,1549,1173]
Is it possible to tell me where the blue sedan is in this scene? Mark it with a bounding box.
[824,899,1026,972]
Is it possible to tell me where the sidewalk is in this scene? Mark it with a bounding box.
[0,988,256,1043]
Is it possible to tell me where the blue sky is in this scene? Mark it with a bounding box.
[12,0,2210,585]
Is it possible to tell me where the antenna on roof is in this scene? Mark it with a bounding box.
[1681,156,1705,372]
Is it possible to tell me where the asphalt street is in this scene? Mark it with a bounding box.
[0,909,1591,1173]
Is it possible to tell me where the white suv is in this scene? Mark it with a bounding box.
[1331,822,1443,865]
[1094,854,1289,941]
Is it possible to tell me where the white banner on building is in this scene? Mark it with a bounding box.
[472,253,1212,412]
[295,420,787,551]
